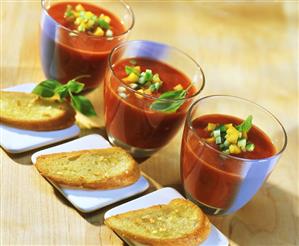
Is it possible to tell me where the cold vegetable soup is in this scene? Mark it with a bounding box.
[181,114,277,215]
[104,57,198,155]
[41,2,129,90]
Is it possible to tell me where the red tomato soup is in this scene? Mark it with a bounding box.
[41,2,126,89]
[104,57,196,150]
[181,114,276,214]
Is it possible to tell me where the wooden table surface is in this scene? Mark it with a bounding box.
[1,1,298,245]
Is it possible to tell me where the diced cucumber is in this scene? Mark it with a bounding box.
[138,74,146,85]
[223,140,230,146]
[246,143,255,151]
[222,149,230,155]
[213,129,221,138]
[237,138,247,149]
[215,136,222,144]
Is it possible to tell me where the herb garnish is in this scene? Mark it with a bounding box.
[150,84,192,113]
[121,61,192,113]
[32,76,96,116]
[64,4,113,37]
[205,115,255,154]
[236,115,253,133]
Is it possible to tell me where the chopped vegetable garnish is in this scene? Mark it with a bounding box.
[204,115,255,155]
[64,4,113,37]
[173,84,183,91]
[122,72,139,83]
[121,63,164,96]
[120,61,192,113]
[125,66,140,76]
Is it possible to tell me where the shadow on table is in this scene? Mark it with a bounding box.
[46,171,160,225]
[49,179,297,245]
[207,182,298,246]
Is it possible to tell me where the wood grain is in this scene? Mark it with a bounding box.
[1,1,298,245]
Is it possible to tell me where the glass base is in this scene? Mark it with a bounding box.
[107,133,159,158]
[185,192,226,215]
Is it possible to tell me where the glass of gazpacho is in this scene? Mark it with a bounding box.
[104,40,205,157]
[40,0,134,90]
[181,95,287,215]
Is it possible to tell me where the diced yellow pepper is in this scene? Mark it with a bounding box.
[122,73,139,83]
[173,84,183,91]
[134,66,141,73]
[75,4,84,12]
[206,137,215,143]
[207,123,217,131]
[229,144,241,154]
[73,11,79,17]
[224,123,233,129]
[144,88,152,95]
[85,11,94,19]
[75,17,82,25]
[77,23,86,32]
[225,126,239,144]
[66,4,72,11]
[135,89,144,99]
[86,19,95,28]
[152,73,161,83]
[103,15,111,23]
[93,27,104,36]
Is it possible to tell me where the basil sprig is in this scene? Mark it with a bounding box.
[149,89,187,113]
[32,76,96,116]
[150,84,193,113]
[236,115,253,132]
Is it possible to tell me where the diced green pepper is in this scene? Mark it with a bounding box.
[246,143,255,151]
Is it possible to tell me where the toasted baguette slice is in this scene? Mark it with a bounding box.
[0,91,75,131]
[35,147,140,189]
[105,198,211,246]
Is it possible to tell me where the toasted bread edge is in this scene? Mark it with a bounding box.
[105,198,211,246]
[35,147,140,189]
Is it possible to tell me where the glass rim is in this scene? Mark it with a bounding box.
[41,0,135,40]
[108,39,205,102]
[186,94,288,163]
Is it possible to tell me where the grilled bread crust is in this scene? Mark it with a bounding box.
[105,198,211,246]
[0,91,75,131]
[35,147,140,189]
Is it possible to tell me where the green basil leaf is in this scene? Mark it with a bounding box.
[71,95,96,116]
[150,90,187,113]
[158,89,185,100]
[32,80,61,97]
[125,66,140,76]
[98,18,110,29]
[236,115,253,132]
[54,85,69,99]
[66,80,85,93]
[150,100,184,113]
